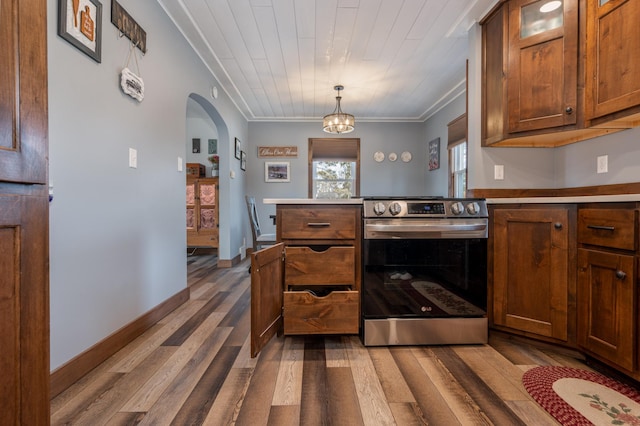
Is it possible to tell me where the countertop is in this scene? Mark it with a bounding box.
[264,198,364,205]
[487,194,640,204]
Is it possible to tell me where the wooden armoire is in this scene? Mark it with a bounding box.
[0,0,50,423]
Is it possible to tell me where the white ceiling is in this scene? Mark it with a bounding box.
[159,0,499,123]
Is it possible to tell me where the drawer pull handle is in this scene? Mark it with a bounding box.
[554,222,563,229]
[307,222,331,227]
[616,270,627,280]
[587,225,615,231]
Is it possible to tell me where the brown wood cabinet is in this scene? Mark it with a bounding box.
[0,0,50,423]
[490,205,576,343]
[577,206,639,372]
[186,177,219,248]
[585,0,640,127]
[481,0,623,147]
[250,204,361,357]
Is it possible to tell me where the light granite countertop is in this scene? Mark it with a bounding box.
[487,194,640,204]
[263,198,364,205]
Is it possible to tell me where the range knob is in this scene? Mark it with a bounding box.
[450,202,464,216]
[466,202,481,215]
[389,202,402,216]
[373,202,386,216]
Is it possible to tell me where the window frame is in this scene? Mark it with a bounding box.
[308,138,360,198]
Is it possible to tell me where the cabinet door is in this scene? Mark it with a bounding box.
[251,243,284,357]
[0,193,49,424]
[577,248,635,371]
[0,0,48,184]
[493,208,570,340]
[507,0,578,132]
[585,0,640,120]
[186,178,218,247]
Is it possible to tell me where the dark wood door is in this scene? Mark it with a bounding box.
[0,0,49,423]
[493,208,570,341]
[250,243,284,357]
[585,0,640,120]
[577,248,635,371]
[507,0,578,133]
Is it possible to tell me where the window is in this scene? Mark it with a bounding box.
[450,142,467,198]
[308,138,360,199]
[447,113,467,197]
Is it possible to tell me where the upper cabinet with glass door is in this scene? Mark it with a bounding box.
[585,0,640,127]
[507,0,577,133]
[482,0,624,147]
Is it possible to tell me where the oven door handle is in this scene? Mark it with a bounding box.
[364,220,488,239]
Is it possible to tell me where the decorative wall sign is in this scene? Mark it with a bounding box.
[58,0,103,63]
[208,139,217,154]
[111,0,147,54]
[265,162,290,182]
[120,67,144,102]
[428,138,440,170]
[192,138,201,153]
[257,146,298,158]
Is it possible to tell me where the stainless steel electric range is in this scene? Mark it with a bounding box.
[362,197,488,346]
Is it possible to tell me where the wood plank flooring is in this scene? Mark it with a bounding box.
[52,253,596,425]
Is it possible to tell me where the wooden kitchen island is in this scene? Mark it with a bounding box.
[250,199,363,357]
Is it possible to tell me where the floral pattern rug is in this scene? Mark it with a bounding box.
[523,366,640,425]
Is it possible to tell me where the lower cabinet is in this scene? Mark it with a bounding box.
[577,206,639,373]
[250,204,361,357]
[491,205,576,343]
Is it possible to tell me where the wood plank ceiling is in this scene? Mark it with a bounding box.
[159,0,499,122]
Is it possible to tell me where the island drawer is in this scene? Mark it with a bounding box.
[279,206,357,240]
[283,290,359,334]
[284,246,355,286]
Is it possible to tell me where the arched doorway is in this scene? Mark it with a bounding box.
[185,94,231,266]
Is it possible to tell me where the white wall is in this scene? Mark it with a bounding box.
[423,94,466,196]
[48,0,247,370]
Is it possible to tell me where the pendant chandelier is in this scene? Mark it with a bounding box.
[323,85,355,134]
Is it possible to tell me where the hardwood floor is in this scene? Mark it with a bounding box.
[51,254,593,425]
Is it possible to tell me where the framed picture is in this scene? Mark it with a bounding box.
[240,151,246,171]
[235,138,241,160]
[265,161,290,182]
[58,0,103,63]
[428,137,440,171]
[208,139,217,154]
[192,138,200,153]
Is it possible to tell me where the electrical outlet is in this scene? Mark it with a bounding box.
[494,165,504,180]
[129,148,137,168]
[597,155,608,174]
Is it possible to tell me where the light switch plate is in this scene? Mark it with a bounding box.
[494,165,504,180]
[129,148,137,168]
[178,156,183,172]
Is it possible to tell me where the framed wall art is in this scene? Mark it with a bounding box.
[428,137,440,170]
[265,162,290,183]
[58,0,103,63]
[208,139,217,154]
[235,138,242,160]
[192,138,200,153]
[240,151,246,171]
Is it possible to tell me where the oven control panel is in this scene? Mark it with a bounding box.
[363,199,487,218]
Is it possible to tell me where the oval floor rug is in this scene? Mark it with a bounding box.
[523,366,640,425]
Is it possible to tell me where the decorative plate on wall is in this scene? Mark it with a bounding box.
[388,152,397,162]
[401,151,412,162]
[373,151,385,162]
